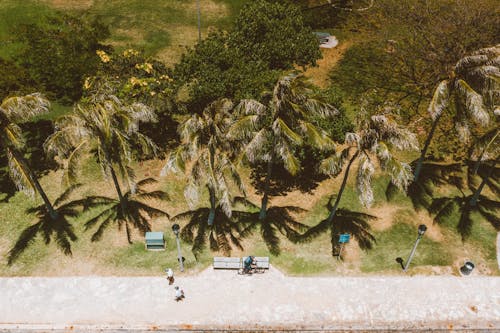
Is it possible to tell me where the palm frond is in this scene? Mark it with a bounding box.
[428,80,450,120]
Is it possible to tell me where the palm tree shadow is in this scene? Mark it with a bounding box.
[297,196,377,257]
[174,205,252,260]
[386,161,463,211]
[83,178,170,244]
[431,192,499,240]
[8,184,81,265]
[233,201,308,255]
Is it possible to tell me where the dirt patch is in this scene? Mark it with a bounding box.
[303,41,352,88]
[368,204,400,231]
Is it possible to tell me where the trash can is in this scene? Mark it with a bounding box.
[460,261,475,276]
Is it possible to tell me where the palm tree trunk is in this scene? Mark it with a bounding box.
[414,115,441,182]
[472,129,499,175]
[208,187,216,225]
[327,150,359,223]
[259,156,274,220]
[469,161,497,207]
[10,148,58,219]
[108,163,127,216]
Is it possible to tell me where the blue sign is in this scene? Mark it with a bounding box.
[339,234,350,243]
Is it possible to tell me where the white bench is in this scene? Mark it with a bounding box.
[213,257,241,269]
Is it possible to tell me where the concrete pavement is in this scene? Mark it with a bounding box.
[0,267,499,331]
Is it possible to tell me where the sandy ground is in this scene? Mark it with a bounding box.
[1,267,499,331]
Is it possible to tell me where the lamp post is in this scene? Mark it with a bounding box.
[403,224,427,272]
[172,223,184,272]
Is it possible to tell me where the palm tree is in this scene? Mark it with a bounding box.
[45,94,161,241]
[0,93,87,263]
[413,44,499,183]
[82,178,169,243]
[321,109,419,221]
[162,99,245,226]
[228,73,336,220]
[8,185,82,264]
[296,110,417,256]
[0,94,53,208]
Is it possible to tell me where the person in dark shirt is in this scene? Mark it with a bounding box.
[243,255,256,273]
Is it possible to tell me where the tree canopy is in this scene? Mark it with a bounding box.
[13,13,110,104]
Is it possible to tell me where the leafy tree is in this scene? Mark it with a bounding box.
[173,31,279,111]
[44,93,161,241]
[84,48,178,149]
[229,73,336,220]
[232,0,321,70]
[14,13,110,103]
[0,59,34,101]
[162,99,245,226]
[174,0,321,110]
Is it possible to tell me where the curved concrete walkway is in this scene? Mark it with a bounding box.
[0,267,499,331]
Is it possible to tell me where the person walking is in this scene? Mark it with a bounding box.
[174,286,185,302]
[165,268,174,285]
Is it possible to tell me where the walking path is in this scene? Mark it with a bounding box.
[1,267,499,331]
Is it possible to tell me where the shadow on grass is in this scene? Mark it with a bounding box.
[8,184,80,265]
[83,178,170,244]
[234,203,309,255]
[386,161,462,211]
[174,206,253,260]
[297,196,377,257]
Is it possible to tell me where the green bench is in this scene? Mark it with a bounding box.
[145,232,165,250]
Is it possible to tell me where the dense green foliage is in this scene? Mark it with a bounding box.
[13,13,110,104]
[231,0,321,70]
[173,0,321,110]
[173,31,280,111]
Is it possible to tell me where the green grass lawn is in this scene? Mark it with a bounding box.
[0,155,498,276]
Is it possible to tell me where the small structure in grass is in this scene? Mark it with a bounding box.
[145,232,165,250]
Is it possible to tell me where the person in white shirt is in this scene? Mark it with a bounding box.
[165,268,174,285]
[174,286,185,301]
